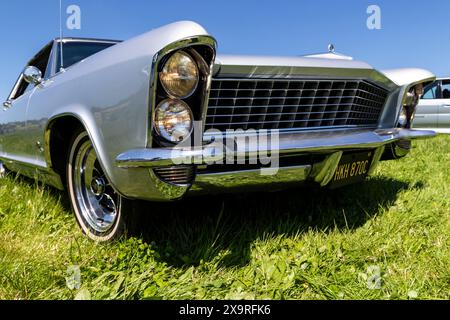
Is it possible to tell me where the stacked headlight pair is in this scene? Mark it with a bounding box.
[154,51,199,143]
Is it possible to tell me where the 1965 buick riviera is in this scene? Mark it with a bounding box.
[0,21,436,241]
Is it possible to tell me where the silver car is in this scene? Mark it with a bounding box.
[415,78,450,133]
[0,21,436,241]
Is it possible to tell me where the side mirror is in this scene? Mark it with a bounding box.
[23,66,43,85]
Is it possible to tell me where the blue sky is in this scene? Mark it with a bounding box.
[1,0,449,100]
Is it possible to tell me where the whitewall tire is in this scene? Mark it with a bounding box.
[67,130,131,242]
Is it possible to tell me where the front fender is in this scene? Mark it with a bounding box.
[379,68,436,129]
[40,21,214,200]
[381,68,436,87]
[45,106,169,201]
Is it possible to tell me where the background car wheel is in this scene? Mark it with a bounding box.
[67,130,133,242]
[0,161,6,178]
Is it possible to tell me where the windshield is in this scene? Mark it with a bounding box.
[56,41,116,69]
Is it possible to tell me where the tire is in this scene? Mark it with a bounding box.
[0,161,6,179]
[67,130,132,242]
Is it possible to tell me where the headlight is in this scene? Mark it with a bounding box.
[154,99,193,143]
[159,51,199,99]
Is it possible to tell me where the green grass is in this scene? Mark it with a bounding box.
[0,136,449,300]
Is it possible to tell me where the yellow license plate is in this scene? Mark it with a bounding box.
[329,151,374,188]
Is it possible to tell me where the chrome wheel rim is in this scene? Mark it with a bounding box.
[73,139,120,234]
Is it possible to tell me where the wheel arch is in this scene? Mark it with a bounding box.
[45,112,115,191]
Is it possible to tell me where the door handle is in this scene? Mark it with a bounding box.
[2,100,12,110]
[443,105,450,108]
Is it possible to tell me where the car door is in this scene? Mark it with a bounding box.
[438,79,450,130]
[415,81,440,129]
[0,75,35,164]
[0,42,54,167]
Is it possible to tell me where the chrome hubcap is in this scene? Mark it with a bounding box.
[90,177,106,197]
[73,140,120,233]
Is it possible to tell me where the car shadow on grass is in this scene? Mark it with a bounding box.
[132,176,425,268]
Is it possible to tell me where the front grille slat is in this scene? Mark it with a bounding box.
[208,102,371,109]
[205,78,389,131]
[209,117,373,126]
[211,87,387,99]
[207,109,381,118]
[209,95,383,104]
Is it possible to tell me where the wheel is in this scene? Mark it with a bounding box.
[0,161,6,179]
[67,130,132,242]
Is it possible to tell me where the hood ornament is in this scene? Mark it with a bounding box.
[328,44,335,53]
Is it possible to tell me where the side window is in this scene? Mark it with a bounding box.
[422,82,439,99]
[441,80,450,99]
[9,43,53,100]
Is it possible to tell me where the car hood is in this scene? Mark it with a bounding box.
[215,53,374,72]
[212,53,399,91]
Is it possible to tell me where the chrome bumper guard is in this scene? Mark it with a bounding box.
[116,129,436,169]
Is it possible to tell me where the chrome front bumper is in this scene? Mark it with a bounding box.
[114,128,436,200]
[117,129,435,168]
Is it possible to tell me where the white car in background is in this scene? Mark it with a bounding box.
[416,78,450,133]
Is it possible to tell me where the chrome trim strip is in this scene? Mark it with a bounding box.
[116,128,436,168]
[54,38,121,44]
[48,40,60,77]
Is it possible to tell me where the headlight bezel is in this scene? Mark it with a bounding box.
[159,51,200,100]
[147,36,217,149]
[154,98,194,144]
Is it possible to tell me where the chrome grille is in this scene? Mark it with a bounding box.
[206,79,389,131]
[153,166,196,186]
